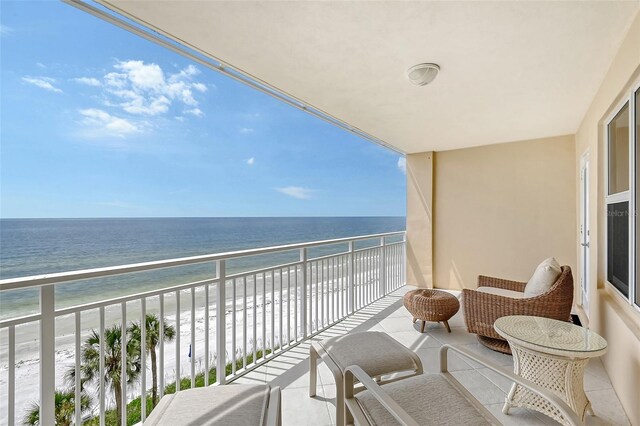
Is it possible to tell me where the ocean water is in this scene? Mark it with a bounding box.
[0,217,404,318]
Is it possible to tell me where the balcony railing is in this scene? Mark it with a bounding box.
[0,231,405,425]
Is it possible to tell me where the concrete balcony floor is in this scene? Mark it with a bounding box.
[233,286,630,426]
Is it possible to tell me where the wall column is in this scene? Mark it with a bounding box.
[406,152,434,288]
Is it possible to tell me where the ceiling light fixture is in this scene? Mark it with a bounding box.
[407,63,440,86]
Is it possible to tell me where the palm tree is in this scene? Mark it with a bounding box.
[22,388,91,426]
[67,325,141,426]
[129,313,176,406]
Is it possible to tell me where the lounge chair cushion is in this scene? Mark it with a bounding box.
[318,331,418,377]
[144,384,270,426]
[524,257,561,297]
[355,374,492,426]
[476,286,528,299]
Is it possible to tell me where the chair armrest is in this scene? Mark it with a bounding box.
[462,289,523,338]
[439,344,581,426]
[462,285,570,339]
[478,275,526,292]
[266,386,281,426]
[344,365,419,426]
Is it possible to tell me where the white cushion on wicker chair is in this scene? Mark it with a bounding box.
[476,286,528,299]
[524,257,561,297]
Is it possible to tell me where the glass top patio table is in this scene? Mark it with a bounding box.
[494,315,607,357]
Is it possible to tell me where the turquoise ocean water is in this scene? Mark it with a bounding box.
[0,217,404,318]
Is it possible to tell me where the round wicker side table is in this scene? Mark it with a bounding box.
[494,316,607,426]
[403,289,460,333]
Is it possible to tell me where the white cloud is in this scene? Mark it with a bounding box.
[78,108,140,138]
[105,72,128,89]
[70,60,207,121]
[99,60,208,117]
[185,108,204,117]
[192,83,208,92]
[180,89,197,105]
[240,127,254,134]
[169,64,199,81]
[246,157,255,166]
[67,61,208,143]
[73,77,101,87]
[275,186,314,200]
[0,25,13,37]
[121,94,170,115]
[36,62,47,69]
[115,60,165,91]
[22,76,62,93]
[397,157,406,174]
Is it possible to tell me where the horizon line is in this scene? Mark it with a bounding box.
[0,215,407,220]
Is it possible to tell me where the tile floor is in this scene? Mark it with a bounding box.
[232,286,630,426]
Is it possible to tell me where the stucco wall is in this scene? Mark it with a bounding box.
[432,135,577,290]
[574,10,640,424]
[406,152,434,288]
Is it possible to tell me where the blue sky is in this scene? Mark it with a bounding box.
[0,2,406,218]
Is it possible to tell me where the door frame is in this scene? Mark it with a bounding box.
[579,150,590,317]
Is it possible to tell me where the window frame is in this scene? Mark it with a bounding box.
[605,79,640,312]
[633,82,640,310]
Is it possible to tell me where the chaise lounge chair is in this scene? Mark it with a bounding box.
[344,344,581,426]
[144,384,281,426]
[310,331,423,426]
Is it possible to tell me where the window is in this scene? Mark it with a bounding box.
[606,82,640,310]
[607,202,629,296]
[607,104,630,297]
[608,105,630,195]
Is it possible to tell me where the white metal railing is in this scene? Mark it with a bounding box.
[0,232,405,425]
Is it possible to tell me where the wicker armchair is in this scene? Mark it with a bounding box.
[462,266,574,354]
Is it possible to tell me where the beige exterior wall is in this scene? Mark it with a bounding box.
[432,135,577,290]
[574,10,640,425]
[406,152,434,288]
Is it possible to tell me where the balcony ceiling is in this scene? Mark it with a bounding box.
[101,1,639,153]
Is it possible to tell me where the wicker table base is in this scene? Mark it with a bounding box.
[503,345,592,426]
[494,316,607,426]
[403,289,460,333]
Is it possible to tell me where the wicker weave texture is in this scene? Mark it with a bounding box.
[403,289,460,322]
[505,345,591,426]
[462,266,574,352]
[477,335,511,354]
[477,275,526,292]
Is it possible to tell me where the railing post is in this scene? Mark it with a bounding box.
[402,233,407,285]
[121,302,127,426]
[40,285,55,426]
[140,298,147,423]
[216,260,226,385]
[348,241,355,314]
[8,326,15,426]
[74,312,81,426]
[379,237,386,296]
[300,248,308,338]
